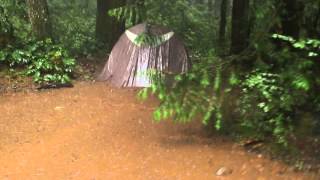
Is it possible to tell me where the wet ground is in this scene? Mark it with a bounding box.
[0,82,318,179]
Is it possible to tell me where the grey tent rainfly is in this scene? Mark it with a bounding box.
[98,23,190,87]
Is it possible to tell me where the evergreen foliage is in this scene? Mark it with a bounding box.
[132,0,320,145]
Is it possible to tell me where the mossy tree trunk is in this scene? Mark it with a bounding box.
[26,0,52,40]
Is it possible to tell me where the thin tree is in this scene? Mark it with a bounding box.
[26,0,52,39]
[218,0,229,47]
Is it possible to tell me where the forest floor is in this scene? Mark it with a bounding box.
[0,81,319,180]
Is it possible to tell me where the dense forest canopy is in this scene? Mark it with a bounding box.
[0,0,320,149]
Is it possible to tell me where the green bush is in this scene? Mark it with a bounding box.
[25,39,76,85]
[138,51,225,129]
[0,0,31,42]
[48,0,98,56]
[237,70,294,145]
[0,39,76,85]
[138,34,320,146]
[236,35,320,144]
[0,6,12,35]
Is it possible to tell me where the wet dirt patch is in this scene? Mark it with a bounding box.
[0,82,318,179]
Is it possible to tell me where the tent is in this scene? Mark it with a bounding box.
[97,23,190,87]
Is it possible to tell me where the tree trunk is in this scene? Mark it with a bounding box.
[279,0,301,38]
[219,0,228,46]
[96,0,126,47]
[281,0,304,38]
[26,0,52,40]
[213,0,222,18]
[230,0,250,54]
[208,0,213,12]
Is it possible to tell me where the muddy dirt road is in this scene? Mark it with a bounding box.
[0,82,318,179]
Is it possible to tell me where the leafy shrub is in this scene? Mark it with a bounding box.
[272,34,320,57]
[0,46,31,66]
[48,0,98,56]
[237,70,294,144]
[0,39,76,85]
[138,34,320,146]
[25,39,76,85]
[0,5,12,35]
[0,0,31,42]
[138,52,226,130]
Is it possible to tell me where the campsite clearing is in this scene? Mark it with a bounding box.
[0,82,318,179]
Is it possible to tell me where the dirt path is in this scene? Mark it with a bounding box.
[0,82,318,180]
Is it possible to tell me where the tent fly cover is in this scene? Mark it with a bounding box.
[98,23,189,87]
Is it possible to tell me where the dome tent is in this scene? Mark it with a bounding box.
[98,23,189,87]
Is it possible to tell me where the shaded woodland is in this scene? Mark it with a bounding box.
[1,0,320,170]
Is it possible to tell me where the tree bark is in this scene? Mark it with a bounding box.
[230,0,250,54]
[96,0,126,47]
[208,0,213,12]
[26,0,52,40]
[219,0,228,46]
[279,0,301,38]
